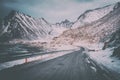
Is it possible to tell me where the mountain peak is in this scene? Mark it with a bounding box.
[61,19,70,24]
[9,10,22,16]
[5,10,22,20]
[6,10,32,20]
[9,10,17,15]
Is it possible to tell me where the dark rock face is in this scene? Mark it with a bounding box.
[112,46,120,57]
[108,30,120,57]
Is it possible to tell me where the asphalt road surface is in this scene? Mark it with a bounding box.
[0,48,117,80]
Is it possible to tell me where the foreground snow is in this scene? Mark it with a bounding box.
[74,41,120,74]
[87,47,120,74]
[1,40,120,75]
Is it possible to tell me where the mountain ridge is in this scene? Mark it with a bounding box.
[0,10,75,42]
[0,10,53,41]
[0,2,120,43]
[51,2,120,47]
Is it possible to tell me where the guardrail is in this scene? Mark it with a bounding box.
[0,50,76,71]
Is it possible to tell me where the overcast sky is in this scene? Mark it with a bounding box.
[0,0,120,23]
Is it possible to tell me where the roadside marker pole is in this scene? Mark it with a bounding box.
[25,58,28,63]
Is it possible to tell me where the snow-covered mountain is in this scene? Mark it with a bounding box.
[51,19,73,37]
[0,10,53,41]
[50,2,120,59]
[1,2,120,58]
[54,19,73,28]
[52,2,120,47]
[72,3,115,29]
[0,11,74,42]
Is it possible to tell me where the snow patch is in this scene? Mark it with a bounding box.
[90,66,97,72]
[87,48,120,73]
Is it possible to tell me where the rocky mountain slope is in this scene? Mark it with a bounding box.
[72,3,115,29]
[0,2,120,57]
[52,2,120,49]
[0,11,74,42]
[0,10,53,41]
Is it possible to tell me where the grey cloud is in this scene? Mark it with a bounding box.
[75,0,94,2]
[0,0,120,23]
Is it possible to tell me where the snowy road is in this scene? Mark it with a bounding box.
[0,48,118,80]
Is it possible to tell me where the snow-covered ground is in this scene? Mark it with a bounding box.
[86,45,120,74]
[74,40,120,74]
[73,41,104,50]
[50,44,80,51]
[1,38,120,75]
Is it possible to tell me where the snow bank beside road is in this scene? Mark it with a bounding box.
[0,47,79,71]
[73,41,120,74]
[87,48,120,73]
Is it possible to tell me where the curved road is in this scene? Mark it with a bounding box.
[0,48,117,80]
